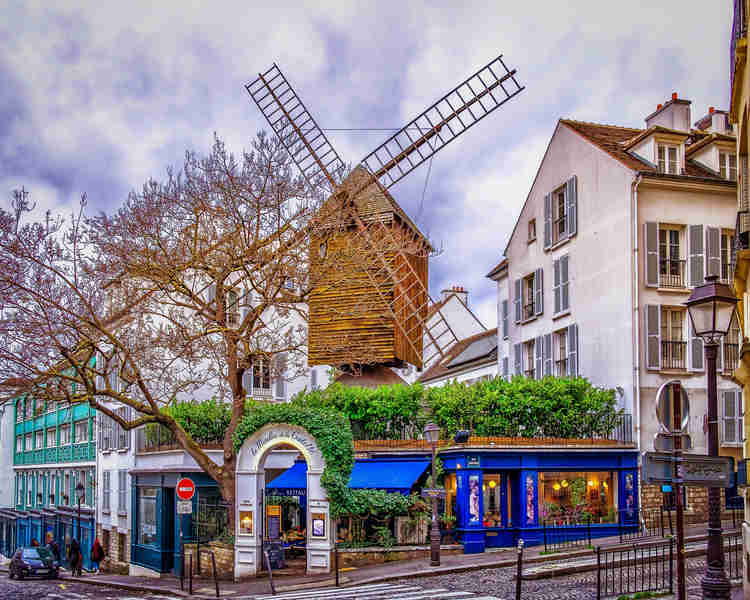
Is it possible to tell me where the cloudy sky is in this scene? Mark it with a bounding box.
[0,1,733,328]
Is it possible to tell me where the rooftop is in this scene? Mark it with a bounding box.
[418,328,497,383]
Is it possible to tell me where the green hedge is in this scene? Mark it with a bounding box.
[161,397,231,444]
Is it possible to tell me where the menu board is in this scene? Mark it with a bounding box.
[266,505,281,541]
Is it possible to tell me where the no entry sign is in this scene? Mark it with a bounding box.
[176,478,195,501]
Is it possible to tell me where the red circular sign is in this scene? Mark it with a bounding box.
[176,478,195,501]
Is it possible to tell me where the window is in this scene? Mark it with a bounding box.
[117,407,130,449]
[46,427,56,447]
[482,474,502,526]
[658,226,684,288]
[660,307,686,369]
[59,424,70,445]
[555,329,568,376]
[118,470,128,515]
[74,420,88,443]
[63,472,70,505]
[552,186,567,244]
[35,430,43,449]
[724,317,741,373]
[524,340,535,379]
[102,471,111,512]
[657,144,679,174]
[522,275,535,320]
[138,487,158,545]
[226,288,240,328]
[27,485,32,506]
[528,219,537,242]
[243,357,272,397]
[101,415,112,451]
[720,152,737,181]
[24,433,31,451]
[24,399,32,420]
[15,436,22,453]
[501,300,509,339]
[539,472,616,522]
[46,399,56,413]
[722,390,743,445]
[721,232,735,283]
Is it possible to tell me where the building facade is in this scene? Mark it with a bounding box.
[490,95,740,519]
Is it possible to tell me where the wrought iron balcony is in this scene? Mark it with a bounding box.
[659,259,686,288]
[724,342,740,373]
[721,262,733,285]
[661,340,687,370]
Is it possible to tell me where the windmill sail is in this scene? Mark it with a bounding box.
[359,55,523,189]
[246,64,346,194]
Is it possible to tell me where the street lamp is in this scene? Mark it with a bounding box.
[75,481,85,541]
[423,422,441,567]
[685,274,738,600]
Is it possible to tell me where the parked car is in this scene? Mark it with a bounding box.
[8,546,59,579]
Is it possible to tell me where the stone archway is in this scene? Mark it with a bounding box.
[234,424,332,578]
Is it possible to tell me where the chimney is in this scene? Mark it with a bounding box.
[693,107,731,133]
[441,285,469,306]
[645,93,691,132]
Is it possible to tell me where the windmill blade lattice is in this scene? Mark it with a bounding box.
[359,55,523,189]
[246,64,346,194]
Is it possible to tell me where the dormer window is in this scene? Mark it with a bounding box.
[657,144,679,174]
[720,152,737,181]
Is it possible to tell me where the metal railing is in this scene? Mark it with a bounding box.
[723,342,740,373]
[659,259,686,288]
[137,425,221,453]
[523,302,535,320]
[661,340,687,370]
[555,359,567,377]
[542,516,591,553]
[596,539,674,600]
[721,262,733,284]
[618,507,671,543]
[725,530,742,581]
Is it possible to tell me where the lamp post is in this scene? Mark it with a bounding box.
[685,274,737,600]
[424,422,441,566]
[75,481,85,542]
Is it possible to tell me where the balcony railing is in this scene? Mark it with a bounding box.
[662,340,687,370]
[659,259,686,288]
[523,302,535,320]
[721,262,733,284]
[137,424,222,453]
[724,342,740,373]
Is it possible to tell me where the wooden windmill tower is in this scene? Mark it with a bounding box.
[246,56,523,372]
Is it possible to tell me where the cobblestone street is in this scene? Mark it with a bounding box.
[0,577,181,600]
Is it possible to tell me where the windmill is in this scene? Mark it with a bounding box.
[246,55,523,373]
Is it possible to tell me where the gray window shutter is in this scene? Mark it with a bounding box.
[514,279,522,323]
[274,353,287,400]
[502,357,509,381]
[553,259,561,314]
[723,391,736,443]
[706,226,721,278]
[566,324,578,377]
[311,368,319,390]
[561,255,570,312]
[544,333,552,376]
[207,283,216,304]
[535,337,543,379]
[645,222,659,287]
[95,352,106,391]
[690,328,704,371]
[534,268,543,316]
[513,343,522,375]
[689,224,705,287]
[242,369,252,396]
[502,300,509,338]
[566,175,577,237]
[544,193,552,249]
[646,304,661,370]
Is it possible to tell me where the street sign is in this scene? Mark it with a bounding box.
[421,488,446,499]
[655,380,689,433]
[176,477,196,501]
[653,432,692,451]
[177,500,193,514]
[642,452,734,488]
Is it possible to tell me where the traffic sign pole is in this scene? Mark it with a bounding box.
[671,382,686,600]
[176,478,195,582]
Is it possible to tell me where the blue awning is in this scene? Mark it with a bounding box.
[266,461,307,496]
[348,459,430,494]
[266,458,430,496]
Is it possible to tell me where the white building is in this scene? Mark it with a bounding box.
[488,94,740,514]
[418,327,498,388]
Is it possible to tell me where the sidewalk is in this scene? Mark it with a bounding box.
[12,522,736,599]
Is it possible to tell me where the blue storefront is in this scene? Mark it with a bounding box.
[440,447,639,553]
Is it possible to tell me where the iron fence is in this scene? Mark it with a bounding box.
[542,517,591,553]
[191,498,231,545]
[596,539,673,600]
[619,507,675,543]
[725,530,742,581]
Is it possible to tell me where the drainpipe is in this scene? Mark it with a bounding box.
[631,174,643,452]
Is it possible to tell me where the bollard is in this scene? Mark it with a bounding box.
[264,549,276,596]
[210,550,219,599]
[189,553,193,596]
[515,538,524,600]
[180,548,185,591]
[335,544,340,587]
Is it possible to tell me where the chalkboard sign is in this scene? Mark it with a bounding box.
[266,505,282,541]
[264,541,285,570]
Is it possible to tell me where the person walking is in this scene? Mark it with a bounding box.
[45,532,60,564]
[90,537,105,574]
[68,538,82,576]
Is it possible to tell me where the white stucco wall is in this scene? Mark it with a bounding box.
[422,360,498,389]
[423,294,486,371]
[0,405,15,508]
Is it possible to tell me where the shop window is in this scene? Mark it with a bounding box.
[482,474,502,527]
[539,471,616,524]
[138,487,158,545]
[443,473,458,525]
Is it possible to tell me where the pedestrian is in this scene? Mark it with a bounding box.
[68,537,82,576]
[90,537,105,574]
[30,538,39,547]
[45,531,60,564]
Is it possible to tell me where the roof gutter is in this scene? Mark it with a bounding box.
[631,174,643,454]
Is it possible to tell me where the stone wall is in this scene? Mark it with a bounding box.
[641,479,736,525]
[338,545,463,568]
[97,524,130,575]
[183,542,234,580]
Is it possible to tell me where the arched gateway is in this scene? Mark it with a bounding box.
[234,424,332,578]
